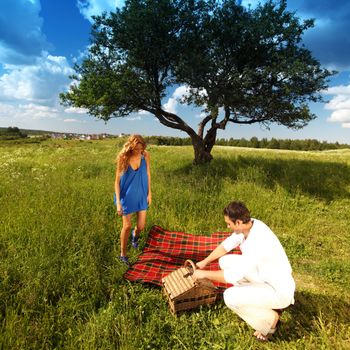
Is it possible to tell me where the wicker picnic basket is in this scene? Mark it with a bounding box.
[162,259,217,314]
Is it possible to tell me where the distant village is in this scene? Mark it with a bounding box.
[48,132,128,140]
[0,126,130,140]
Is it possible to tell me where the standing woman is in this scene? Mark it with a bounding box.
[115,135,151,265]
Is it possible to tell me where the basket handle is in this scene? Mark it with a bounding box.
[184,259,197,274]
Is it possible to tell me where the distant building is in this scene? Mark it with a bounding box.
[49,132,112,140]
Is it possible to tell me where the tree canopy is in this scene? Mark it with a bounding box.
[60,0,334,164]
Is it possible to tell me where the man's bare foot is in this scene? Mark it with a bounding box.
[253,310,281,341]
[253,331,268,342]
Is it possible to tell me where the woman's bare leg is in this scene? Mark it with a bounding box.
[121,214,132,256]
[134,210,147,237]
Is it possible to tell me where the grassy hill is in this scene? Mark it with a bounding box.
[0,138,349,349]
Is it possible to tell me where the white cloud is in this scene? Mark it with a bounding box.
[0,53,74,105]
[126,116,141,121]
[163,97,178,114]
[63,118,86,123]
[327,109,350,123]
[195,112,207,119]
[138,110,151,116]
[173,85,190,99]
[64,107,89,114]
[324,83,350,129]
[324,95,350,110]
[324,84,350,95]
[77,0,123,22]
[162,85,209,115]
[0,103,19,124]
[19,104,59,121]
[0,102,59,124]
[162,85,191,114]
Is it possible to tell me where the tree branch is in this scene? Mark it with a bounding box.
[152,109,197,138]
[198,115,212,138]
[216,106,231,130]
[227,116,270,124]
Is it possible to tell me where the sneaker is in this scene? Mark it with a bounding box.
[118,256,130,266]
[131,229,139,249]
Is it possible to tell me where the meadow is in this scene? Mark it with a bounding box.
[0,138,349,349]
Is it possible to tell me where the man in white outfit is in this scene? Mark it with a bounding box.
[194,201,295,342]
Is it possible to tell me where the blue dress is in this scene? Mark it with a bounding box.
[116,156,148,215]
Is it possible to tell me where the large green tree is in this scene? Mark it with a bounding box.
[60,0,333,164]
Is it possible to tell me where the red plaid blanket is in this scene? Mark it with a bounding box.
[124,225,241,292]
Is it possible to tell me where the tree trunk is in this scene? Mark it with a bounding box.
[191,135,214,165]
[154,110,218,164]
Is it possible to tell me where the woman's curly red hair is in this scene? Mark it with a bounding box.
[116,134,147,174]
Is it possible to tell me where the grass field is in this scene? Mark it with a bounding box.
[0,138,349,349]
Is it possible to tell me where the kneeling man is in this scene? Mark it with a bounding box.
[194,201,295,342]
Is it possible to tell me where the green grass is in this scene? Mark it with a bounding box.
[0,139,350,349]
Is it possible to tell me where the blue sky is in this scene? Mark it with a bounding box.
[0,0,350,143]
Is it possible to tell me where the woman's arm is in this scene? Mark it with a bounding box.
[114,167,122,216]
[144,150,152,205]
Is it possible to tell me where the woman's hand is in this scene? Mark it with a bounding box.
[116,203,123,216]
[147,193,152,206]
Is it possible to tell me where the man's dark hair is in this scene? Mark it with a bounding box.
[223,201,251,223]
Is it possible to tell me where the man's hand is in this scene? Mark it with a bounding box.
[196,260,207,270]
[193,269,208,281]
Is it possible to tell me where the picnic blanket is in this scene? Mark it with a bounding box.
[124,225,241,292]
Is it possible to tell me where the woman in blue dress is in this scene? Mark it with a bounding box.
[114,135,152,265]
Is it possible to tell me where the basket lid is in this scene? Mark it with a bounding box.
[162,265,216,299]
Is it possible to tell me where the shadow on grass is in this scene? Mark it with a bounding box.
[169,155,350,201]
[278,290,350,342]
[114,279,349,345]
